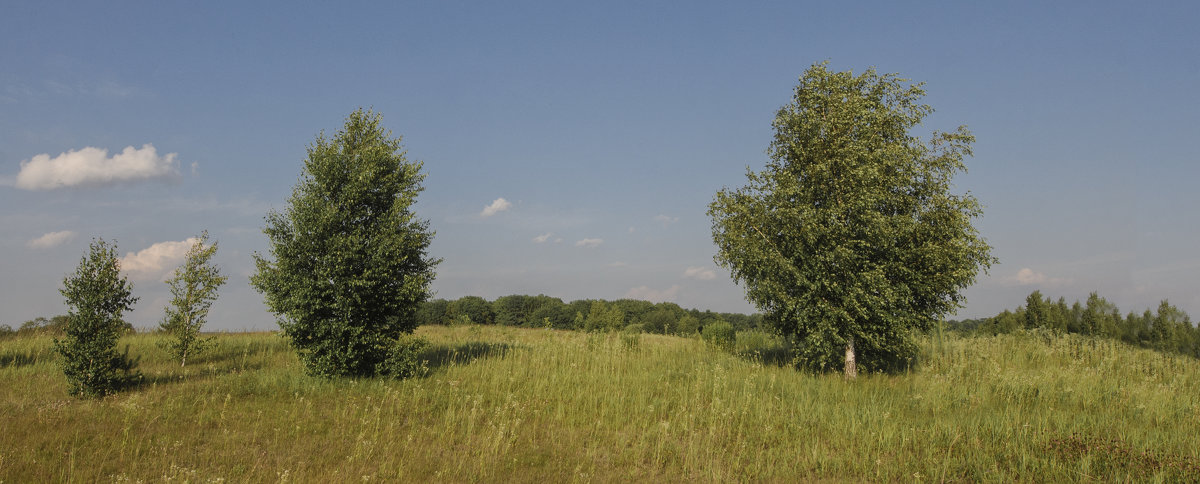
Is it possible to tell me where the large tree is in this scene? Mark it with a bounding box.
[709,63,994,378]
[159,231,227,367]
[251,109,440,378]
[55,239,139,397]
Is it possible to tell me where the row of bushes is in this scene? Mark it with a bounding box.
[417,294,764,336]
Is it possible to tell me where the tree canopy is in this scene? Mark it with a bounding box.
[709,63,994,377]
[251,108,440,378]
[55,239,140,396]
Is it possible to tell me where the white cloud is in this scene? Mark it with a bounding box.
[480,198,512,217]
[15,144,180,190]
[1013,267,1071,287]
[653,214,679,226]
[625,284,681,303]
[1015,268,1045,285]
[683,267,717,281]
[26,230,76,249]
[120,238,197,281]
[532,232,553,243]
[575,238,604,248]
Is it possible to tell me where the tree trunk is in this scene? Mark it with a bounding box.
[844,336,857,380]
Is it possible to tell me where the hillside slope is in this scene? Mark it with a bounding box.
[2,326,1198,481]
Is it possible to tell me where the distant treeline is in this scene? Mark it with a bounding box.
[0,315,135,339]
[418,294,763,335]
[948,290,1199,358]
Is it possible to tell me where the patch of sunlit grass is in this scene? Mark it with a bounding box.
[1,326,1198,481]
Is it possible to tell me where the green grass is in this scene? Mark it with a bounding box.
[2,326,1199,482]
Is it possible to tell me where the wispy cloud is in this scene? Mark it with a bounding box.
[14,144,180,190]
[625,284,681,303]
[683,267,717,281]
[26,230,76,249]
[480,198,512,217]
[532,232,553,243]
[653,214,679,226]
[575,238,603,248]
[1013,267,1072,287]
[120,238,197,281]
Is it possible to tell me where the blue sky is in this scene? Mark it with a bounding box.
[2,1,1197,331]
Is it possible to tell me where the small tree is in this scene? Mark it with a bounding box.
[252,108,440,378]
[709,63,994,378]
[159,231,227,366]
[54,239,139,397]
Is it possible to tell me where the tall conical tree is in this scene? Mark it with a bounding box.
[252,109,440,378]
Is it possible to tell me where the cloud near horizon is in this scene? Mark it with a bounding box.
[683,267,716,280]
[120,238,198,281]
[15,144,180,190]
[1014,267,1072,287]
[480,197,512,217]
[26,230,76,249]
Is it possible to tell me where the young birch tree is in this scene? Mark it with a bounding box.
[709,63,994,378]
[55,239,139,397]
[159,231,227,366]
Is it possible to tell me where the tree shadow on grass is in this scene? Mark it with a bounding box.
[132,356,272,390]
[420,341,514,372]
[736,346,795,368]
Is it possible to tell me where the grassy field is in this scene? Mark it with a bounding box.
[2,325,1199,482]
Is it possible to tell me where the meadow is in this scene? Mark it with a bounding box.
[2,325,1199,482]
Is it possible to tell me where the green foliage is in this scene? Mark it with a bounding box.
[734,330,794,366]
[584,301,625,332]
[159,231,227,366]
[375,335,430,379]
[701,321,736,352]
[978,291,1200,360]
[674,314,701,335]
[53,239,140,397]
[448,296,495,325]
[251,108,440,378]
[413,293,758,336]
[709,63,993,375]
[12,315,74,336]
[416,298,450,325]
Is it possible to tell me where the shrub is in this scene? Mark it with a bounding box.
[55,239,140,397]
[702,321,736,352]
[376,336,429,379]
